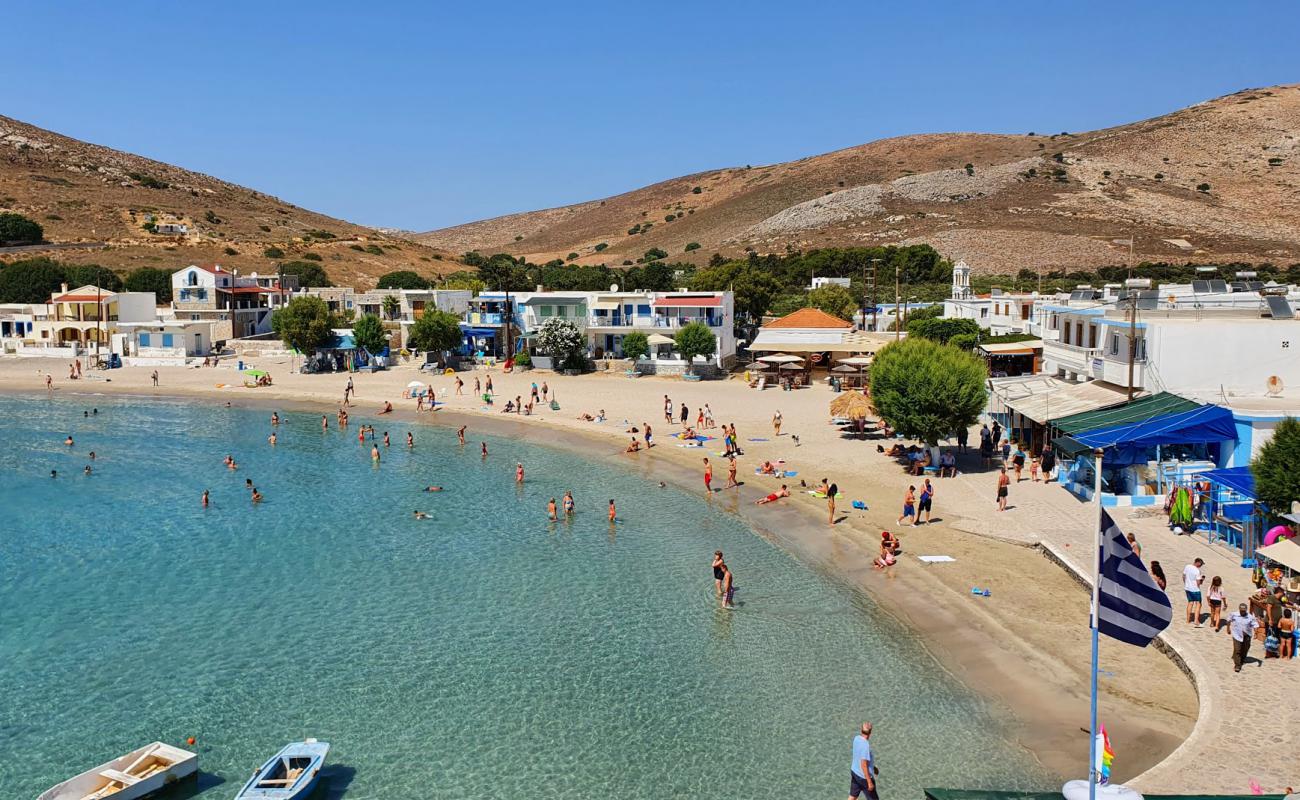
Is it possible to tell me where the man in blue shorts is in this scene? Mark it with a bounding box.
[1182,558,1205,627]
[849,722,879,800]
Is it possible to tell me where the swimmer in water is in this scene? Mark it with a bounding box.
[227,458,238,470]
[563,490,574,515]
[322,415,329,430]
[383,431,391,447]
[268,432,277,445]
[406,432,414,448]
[271,412,280,426]
[481,442,488,458]
[608,499,617,523]
[88,451,95,460]
[371,445,381,462]
[51,469,57,478]
[424,486,444,492]
[246,479,254,491]
[84,465,92,475]
[457,426,466,445]
[64,435,74,446]
[251,488,263,503]
[202,489,210,508]
[547,498,558,521]
[413,510,429,520]
[516,463,524,483]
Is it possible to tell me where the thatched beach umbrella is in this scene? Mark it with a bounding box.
[830,391,874,420]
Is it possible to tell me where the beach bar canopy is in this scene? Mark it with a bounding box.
[1001,379,1130,425]
[1197,466,1255,499]
[1256,538,1300,572]
[1073,404,1238,465]
[1054,392,1201,435]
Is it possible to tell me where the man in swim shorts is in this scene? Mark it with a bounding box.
[848,722,879,800]
[897,485,916,527]
[720,563,735,609]
[755,485,790,505]
[703,457,712,492]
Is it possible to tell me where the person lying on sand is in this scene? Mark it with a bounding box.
[577,412,596,421]
[759,460,780,476]
[756,485,790,505]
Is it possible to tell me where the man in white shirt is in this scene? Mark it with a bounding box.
[1182,558,1205,627]
[1228,603,1259,672]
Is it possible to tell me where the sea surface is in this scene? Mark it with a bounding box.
[0,393,1052,798]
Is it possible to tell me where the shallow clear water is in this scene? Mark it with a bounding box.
[0,393,1051,798]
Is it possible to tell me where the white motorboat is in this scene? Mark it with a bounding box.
[37,742,198,800]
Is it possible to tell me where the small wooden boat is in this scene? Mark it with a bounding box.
[234,739,330,800]
[37,742,198,800]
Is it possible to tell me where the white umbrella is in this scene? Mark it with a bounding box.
[757,353,805,364]
[647,333,675,346]
[837,355,874,366]
[407,380,425,388]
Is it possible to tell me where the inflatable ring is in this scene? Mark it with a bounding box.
[1264,525,1295,547]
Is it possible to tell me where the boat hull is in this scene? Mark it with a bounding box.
[234,740,330,800]
[37,742,198,800]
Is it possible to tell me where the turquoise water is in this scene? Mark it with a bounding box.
[0,394,1051,799]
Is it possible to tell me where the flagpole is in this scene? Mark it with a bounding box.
[1088,447,1104,800]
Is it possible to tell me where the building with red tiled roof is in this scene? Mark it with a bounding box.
[761,307,854,330]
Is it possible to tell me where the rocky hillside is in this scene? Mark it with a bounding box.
[0,115,459,286]
[416,85,1300,272]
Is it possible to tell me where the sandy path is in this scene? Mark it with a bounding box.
[1,356,1197,785]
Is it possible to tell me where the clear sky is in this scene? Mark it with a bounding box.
[5,1,1295,231]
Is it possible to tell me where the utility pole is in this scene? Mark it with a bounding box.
[95,274,102,367]
[868,258,881,332]
[504,287,513,360]
[894,261,901,341]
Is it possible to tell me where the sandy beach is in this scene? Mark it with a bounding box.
[1,355,1197,785]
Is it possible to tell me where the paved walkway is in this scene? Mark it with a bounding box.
[937,464,1298,795]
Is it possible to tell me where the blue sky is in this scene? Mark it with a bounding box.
[5,1,1295,231]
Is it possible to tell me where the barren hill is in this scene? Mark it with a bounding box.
[416,85,1300,272]
[0,115,458,287]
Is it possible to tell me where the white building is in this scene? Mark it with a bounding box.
[0,302,49,354]
[809,276,851,290]
[119,320,215,364]
[171,264,284,342]
[22,285,158,358]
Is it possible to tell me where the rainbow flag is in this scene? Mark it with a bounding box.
[1095,725,1114,784]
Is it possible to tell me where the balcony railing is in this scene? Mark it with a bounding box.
[588,315,722,328]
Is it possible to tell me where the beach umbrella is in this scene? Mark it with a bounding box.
[243,369,267,378]
[830,391,873,419]
[407,380,425,388]
[837,355,874,366]
[647,333,675,346]
[777,362,804,370]
[830,364,858,373]
[756,353,804,364]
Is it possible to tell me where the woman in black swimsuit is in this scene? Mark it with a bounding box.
[712,550,725,595]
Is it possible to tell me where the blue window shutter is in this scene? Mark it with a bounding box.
[162,334,174,347]
[139,333,150,347]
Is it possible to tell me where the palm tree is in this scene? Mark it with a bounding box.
[382,294,400,321]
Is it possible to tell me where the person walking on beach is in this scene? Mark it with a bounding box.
[347,376,354,399]
[991,420,1002,450]
[996,467,1009,511]
[541,381,549,402]
[703,457,713,493]
[485,375,493,395]
[712,551,725,595]
[848,722,879,800]
[474,376,481,395]
[697,406,705,429]
[773,409,783,437]
[1229,603,1259,672]
[827,480,838,526]
[956,425,968,453]
[1207,576,1226,631]
[681,404,689,427]
[644,422,653,448]
[664,395,672,425]
[151,370,159,387]
[726,455,738,489]
[1012,443,1026,482]
[704,404,714,428]
[918,478,934,525]
[898,485,917,527]
[1183,558,1204,626]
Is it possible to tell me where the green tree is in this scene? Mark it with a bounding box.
[621,331,649,361]
[441,271,486,294]
[278,260,332,288]
[869,337,987,446]
[689,261,781,324]
[271,296,334,355]
[674,321,716,375]
[376,270,430,290]
[0,213,44,245]
[684,242,701,252]
[407,309,463,354]
[300,252,323,261]
[125,266,173,302]
[382,294,401,321]
[352,313,388,354]
[644,247,668,262]
[806,283,858,321]
[907,316,981,344]
[0,257,66,303]
[536,317,586,370]
[63,264,123,292]
[1252,417,1300,517]
[264,246,285,259]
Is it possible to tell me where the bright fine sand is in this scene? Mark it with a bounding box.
[1,355,1197,784]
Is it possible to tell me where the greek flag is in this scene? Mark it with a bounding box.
[1096,511,1173,647]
